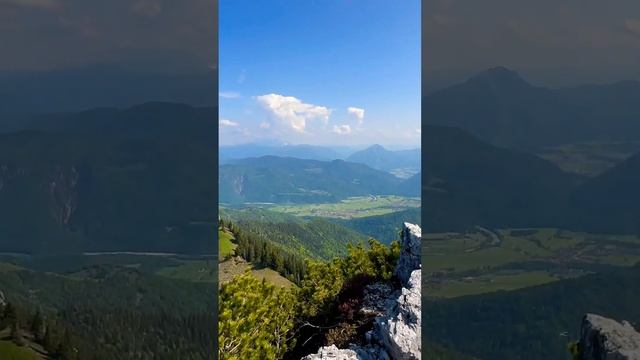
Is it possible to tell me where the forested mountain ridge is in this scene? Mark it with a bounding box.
[0,67,217,126]
[422,124,640,234]
[219,208,372,261]
[22,102,216,142]
[570,152,640,234]
[219,156,418,204]
[334,208,421,244]
[422,124,580,231]
[0,259,215,360]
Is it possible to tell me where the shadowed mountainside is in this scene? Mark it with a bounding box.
[0,102,217,254]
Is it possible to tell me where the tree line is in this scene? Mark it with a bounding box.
[218,224,402,360]
[1,301,78,359]
[219,219,308,284]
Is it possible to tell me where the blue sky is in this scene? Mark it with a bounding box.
[219,0,420,146]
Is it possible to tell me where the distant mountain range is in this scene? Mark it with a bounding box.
[221,143,421,180]
[219,156,419,204]
[346,144,420,173]
[0,66,217,130]
[424,67,640,150]
[219,144,347,163]
[25,101,216,142]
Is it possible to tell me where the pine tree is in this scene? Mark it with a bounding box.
[43,321,58,353]
[57,328,76,360]
[218,271,298,359]
[31,309,45,343]
[11,317,26,346]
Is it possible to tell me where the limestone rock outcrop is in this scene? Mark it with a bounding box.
[373,269,421,359]
[395,223,421,286]
[579,313,640,360]
[303,223,422,360]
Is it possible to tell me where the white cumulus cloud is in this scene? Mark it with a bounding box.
[219,91,241,99]
[256,93,331,133]
[347,107,365,124]
[219,118,239,127]
[259,121,271,129]
[332,124,352,135]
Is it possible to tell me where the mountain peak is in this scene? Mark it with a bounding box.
[470,66,530,87]
[366,144,388,152]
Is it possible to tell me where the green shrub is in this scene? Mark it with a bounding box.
[218,271,298,360]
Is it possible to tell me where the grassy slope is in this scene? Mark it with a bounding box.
[216,219,293,287]
[0,341,42,360]
[218,257,293,288]
[218,227,236,258]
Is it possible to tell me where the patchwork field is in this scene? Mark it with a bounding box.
[267,195,420,219]
[423,228,640,298]
[537,141,640,177]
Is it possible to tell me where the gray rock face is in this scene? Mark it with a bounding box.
[300,344,390,360]
[301,345,360,360]
[580,314,640,360]
[396,222,422,286]
[374,269,421,359]
[303,223,422,360]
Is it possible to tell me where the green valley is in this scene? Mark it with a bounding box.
[268,195,420,219]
